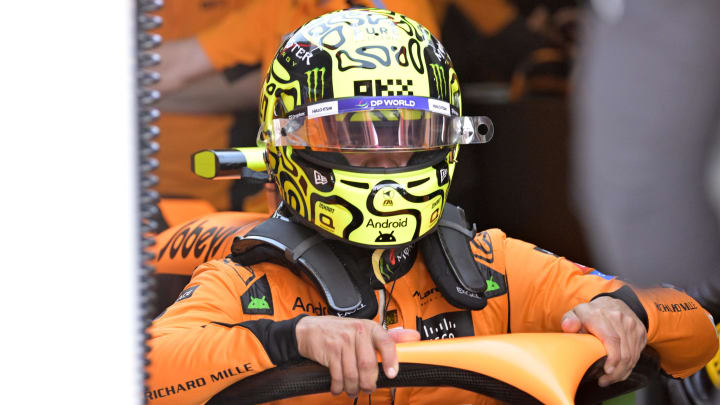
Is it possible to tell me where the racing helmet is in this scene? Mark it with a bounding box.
[259,8,493,249]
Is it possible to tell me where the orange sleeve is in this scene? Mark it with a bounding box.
[145,259,304,404]
[197,0,442,72]
[495,230,718,378]
[631,287,718,378]
[196,0,270,71]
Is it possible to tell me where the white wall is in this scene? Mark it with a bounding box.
[0,1,140,403]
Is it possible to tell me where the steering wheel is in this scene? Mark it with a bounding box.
[207,333,659,405]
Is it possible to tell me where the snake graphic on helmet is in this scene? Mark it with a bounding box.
[258,8,493,248]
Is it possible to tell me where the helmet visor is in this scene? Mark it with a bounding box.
[265,97,493,151]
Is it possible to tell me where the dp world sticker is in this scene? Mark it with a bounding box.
[307,100,338,118]
[337,96,431,114]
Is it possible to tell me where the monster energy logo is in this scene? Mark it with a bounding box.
[305,67,326,102]
[379,257,393,280]
[429,64,446,99]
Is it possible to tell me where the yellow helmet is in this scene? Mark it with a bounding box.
[258,8,493,248]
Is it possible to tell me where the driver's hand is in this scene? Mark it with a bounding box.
[295,316,420,397]
[561,296,648,387]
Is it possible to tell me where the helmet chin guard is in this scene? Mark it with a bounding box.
[266,144,457,248]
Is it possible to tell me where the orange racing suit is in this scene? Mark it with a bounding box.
[147,228,718,405]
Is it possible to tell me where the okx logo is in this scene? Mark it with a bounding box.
[353,79,414,96]
[417,311,474,340]
[241,275,274,315]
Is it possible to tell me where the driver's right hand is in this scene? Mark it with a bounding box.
[295,316,420,398]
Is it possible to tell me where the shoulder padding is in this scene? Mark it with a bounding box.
[229,216,364,315]
[230,204,495,315]
[420,203,489,310]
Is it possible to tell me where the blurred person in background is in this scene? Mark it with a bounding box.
[146,8,718,405]
[572,0,720,403]
[153,0,440,222]
[153,0,578,229]
[435,0,592,269]
[151,0,253,226]
[148,0,440,324]
[431,0,577,102]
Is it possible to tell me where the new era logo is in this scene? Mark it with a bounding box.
[439,168,448,183]
[314,170,328,185]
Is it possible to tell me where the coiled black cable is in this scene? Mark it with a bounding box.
[137,0,162,402]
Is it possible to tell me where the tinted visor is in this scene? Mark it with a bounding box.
[269,109,493,151]
[295,147,450,169]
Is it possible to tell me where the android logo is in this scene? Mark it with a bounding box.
[247,295,270,309]
[375,230,396,242]
[486,276,500,292]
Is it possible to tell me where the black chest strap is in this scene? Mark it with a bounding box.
[419,204,489,310]
[229,214,375,317]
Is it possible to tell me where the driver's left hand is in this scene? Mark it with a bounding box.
[561,296,648,387]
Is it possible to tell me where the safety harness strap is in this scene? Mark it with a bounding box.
[229,203,490,317]
[230,215,364,315]
[420,204,489,310]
